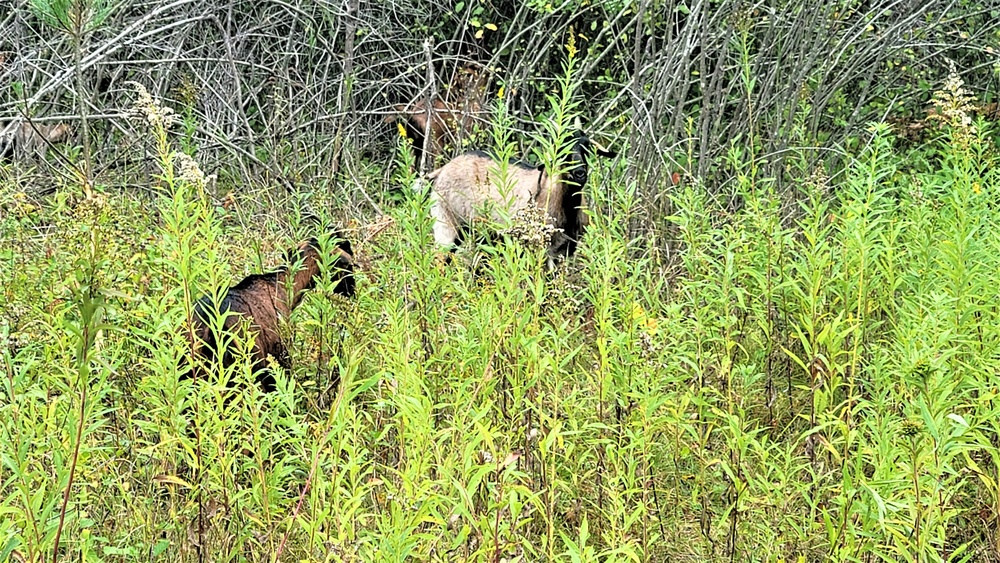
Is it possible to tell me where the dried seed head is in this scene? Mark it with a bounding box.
[174,152,207,189]
[501,205,561,251]
[929,62,978,146]
[128,82,178,130]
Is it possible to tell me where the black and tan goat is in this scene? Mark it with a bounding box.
[184,235,355,392]
[427,131,616,261]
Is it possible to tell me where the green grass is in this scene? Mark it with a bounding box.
[3,90,1000,563]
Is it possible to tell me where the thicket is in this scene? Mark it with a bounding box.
[3,0,1000,562]
[3,0,999,201]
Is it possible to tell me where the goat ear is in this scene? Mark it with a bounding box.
[325,230,354,257]
[336,237,354,259]
[591,139,617,158]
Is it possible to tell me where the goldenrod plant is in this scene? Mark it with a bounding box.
[2,68,1000,563]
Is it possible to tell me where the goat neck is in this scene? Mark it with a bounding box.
[276,243,323,312]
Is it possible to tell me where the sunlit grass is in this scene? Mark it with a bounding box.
[2,76,1000,562]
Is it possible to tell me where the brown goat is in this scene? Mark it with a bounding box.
[387,99,475,166]
[386,64,488,168]
[185,235,355,392]
[0,121,72,161]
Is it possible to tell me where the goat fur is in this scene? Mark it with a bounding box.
[185,235,355,392]
[426,131,616,260]
[0,121,72,161]
[386,98,484,168]
[385,64,488,167]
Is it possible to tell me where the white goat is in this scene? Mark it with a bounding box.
[426,131,616,260]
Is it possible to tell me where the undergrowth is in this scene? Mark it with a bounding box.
[2,76,1000,563]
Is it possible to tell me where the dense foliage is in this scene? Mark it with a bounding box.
[3,0,1000,561]
[3,0,999,201]
[3,71,1000,562]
